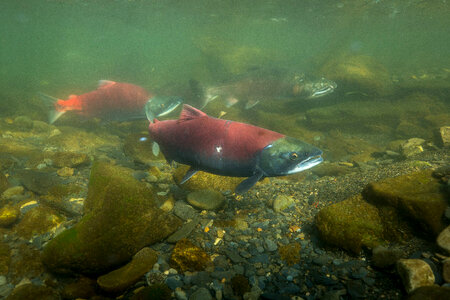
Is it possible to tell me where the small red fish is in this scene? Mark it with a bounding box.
[40,80,152,123]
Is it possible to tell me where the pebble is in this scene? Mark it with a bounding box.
[189,287,213,300]
[265,239,278,252]
[1,186,24,200]
[167,217,199,243]
[173,201,198,220]
[272,195,295,212]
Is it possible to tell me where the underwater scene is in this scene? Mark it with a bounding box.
[0,0,449,299]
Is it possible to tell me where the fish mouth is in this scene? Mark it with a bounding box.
[287,154,323,174]
[309,80,337,98]
[156,100,183,117]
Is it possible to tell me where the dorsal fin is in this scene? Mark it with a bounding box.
[98,80,116,88]
[179,104,207,121]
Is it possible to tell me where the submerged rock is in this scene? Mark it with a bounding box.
[396,259,435,293]
[315,194,385,253]
[439,126,450,148]
[371,245,404,269]
[320,54,393,96]
[170,239,211,272]
[406,286,450,300]
[0,205,20,227]
[363,169,447,236]
[437,225,450,255]
[42,161,182,275]
[52,151,89,168]
[174,165,242,192]
[15,170,62,195]
[186,189,225,211]
[5,283,59,300]
[0,173,8,195]
[97,247,158,293]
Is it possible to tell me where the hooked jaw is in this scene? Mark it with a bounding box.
[286,152,323,174]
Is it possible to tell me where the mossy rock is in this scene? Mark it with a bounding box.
[320,54,393,96]
[5,283,59,300]
[42,161,182,275]
[170,239,211,272]
[173,165,243,192]
[316,194,386,253]
[0,241,11,275]
[278,242,301,266]
[0,204,20,227]
[52,151,89,168]
[0,172,9,194]
[363,169,447,236]
[14,206,64,239]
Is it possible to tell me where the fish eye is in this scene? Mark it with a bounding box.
[289,152,299,160]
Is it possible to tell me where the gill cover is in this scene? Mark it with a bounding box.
[258,137,323,176]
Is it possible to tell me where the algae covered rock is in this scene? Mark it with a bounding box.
[42,161,182,275]
[0,173,9,194]
[170,239,211,272]
[186,189,225,211]
[5,283,59,300]
[320,54,393,96]
[315,194,385,253]
[363,169,447,236]
[52,151,89,168]
[0,205,20,227]
[97,247,158,293]
[174,165,242,192]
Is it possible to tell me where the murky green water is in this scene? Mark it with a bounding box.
[0,0,449,116]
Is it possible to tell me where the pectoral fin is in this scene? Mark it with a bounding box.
[152,142,160,156]
[235,170,265,194]
[180,167,199,184]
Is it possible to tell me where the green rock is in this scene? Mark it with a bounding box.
[52,151,89,168]
[406,286,450,300]
[315,194,386,253]
[0,205,20,227]
[174,165,243,192]
[0,173,9,194]
[5,283,59,300]
[42,161,182,275]
[97,247,158,293]
[363,169,447,236]
[272,195,295,212]
[320,54,393,96]
[186,189,225,210]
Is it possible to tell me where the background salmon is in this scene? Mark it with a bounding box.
[40,80,152,124]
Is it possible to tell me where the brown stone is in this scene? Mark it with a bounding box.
[396,259,435,293]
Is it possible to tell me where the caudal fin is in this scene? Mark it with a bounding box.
[38,93,66,124]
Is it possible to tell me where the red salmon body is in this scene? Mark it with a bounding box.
[149,105,284,177]
[73,81,151,119]
[147,104,323,194]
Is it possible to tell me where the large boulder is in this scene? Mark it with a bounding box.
[315,194,386,253]
[363,169,447,236]
[42,161,182,275]
[320,54,393,96]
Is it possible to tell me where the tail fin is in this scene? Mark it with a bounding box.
[39,93,65,124]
